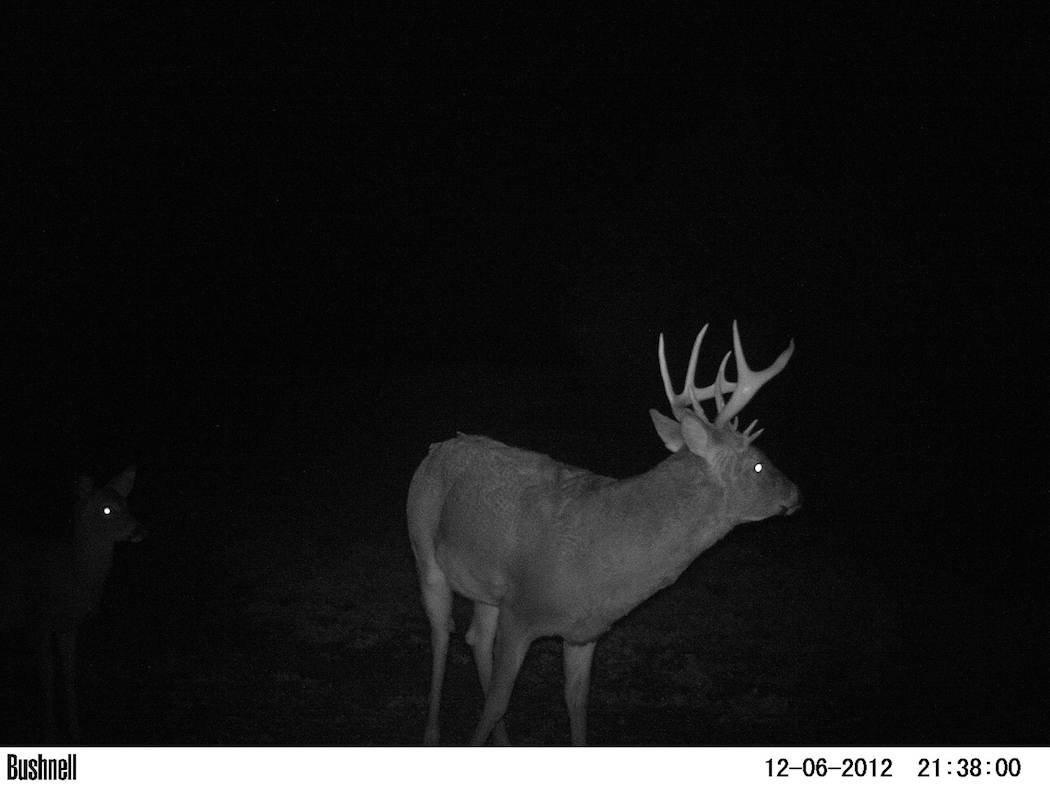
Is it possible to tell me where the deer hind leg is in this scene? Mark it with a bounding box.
[56,629,79,742]
[470,609,531,746]
[465,602,510,745]
[418,566,453,745]
[563,640,596,745]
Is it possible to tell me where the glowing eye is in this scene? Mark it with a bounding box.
[103,506,112,516]
[754,463,763,473]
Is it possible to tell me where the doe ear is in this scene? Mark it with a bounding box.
[106,466,136,498]
[680,412,717,460]
[75,474,95,499]
[649,409,684,452]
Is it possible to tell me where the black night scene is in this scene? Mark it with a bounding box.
[1,7,1043,747]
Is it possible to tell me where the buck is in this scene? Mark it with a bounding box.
[407,322,800,745]
[0,467,141,742]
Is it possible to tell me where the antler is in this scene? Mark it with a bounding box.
[658,324,736,423]
[713,320,795,428]
[659,321,794,442]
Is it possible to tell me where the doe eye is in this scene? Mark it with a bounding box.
[103,506,112,516]
[753,463,763,474]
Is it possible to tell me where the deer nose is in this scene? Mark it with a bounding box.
[781,487,802,516]
[128,519,147,543]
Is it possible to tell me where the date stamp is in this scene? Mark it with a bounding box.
[765,756,1024,780]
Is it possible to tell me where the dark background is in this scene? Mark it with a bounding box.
[2,7,1044,744]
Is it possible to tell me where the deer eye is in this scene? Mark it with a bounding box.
[753,462,763,474]
[103,506,112,516]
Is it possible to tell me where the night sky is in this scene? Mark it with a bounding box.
[2,7,1044,745]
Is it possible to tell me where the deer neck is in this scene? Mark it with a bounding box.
[72,525,118,607]
[565,451,738,638]
[607,449,736,549]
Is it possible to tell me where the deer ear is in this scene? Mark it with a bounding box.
[106,466,136,498]
[75,474,95,499]
[649,409,684,452]
[680,412,717,459]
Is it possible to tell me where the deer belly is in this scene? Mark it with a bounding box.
[434,536,508,605]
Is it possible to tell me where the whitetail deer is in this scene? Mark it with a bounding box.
[0,467,141,742]
[407,322,800,744]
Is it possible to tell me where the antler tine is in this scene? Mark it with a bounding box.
[714,320,795,427]
[742,415,765,444]
[658,332,681,416]
[741,419,764,445]
[683,324,705,402]
[659,325,709,419]
[659,325,723,422]
[659,326,742,423]
[713,350,732,415]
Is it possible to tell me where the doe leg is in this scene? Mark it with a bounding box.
[465,602,510,745]
[56,629,79,742]
[38,631,56,742]
[563,640,596,745]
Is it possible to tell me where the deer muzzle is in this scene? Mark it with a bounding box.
[781,486,803,516]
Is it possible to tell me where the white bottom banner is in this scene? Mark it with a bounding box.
[3,747,1047,788]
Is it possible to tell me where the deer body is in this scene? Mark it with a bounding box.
[408,322,800,745]
[1,468,141,742]
[414,435,750,644]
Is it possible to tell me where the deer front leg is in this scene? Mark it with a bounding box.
[470,612,531,745]
[563,640,596,745]
[38,631,57,742]
[466,602,510,744]
[55,629,80,742]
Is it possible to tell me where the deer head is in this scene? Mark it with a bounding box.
[649,322,800,521]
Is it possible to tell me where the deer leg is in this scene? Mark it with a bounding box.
[56,629,79,742]
[465,602,510,745]
[470,611,531,745]
[563,640,596,745]
[38,631,56,742]
[419,569,453,745]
